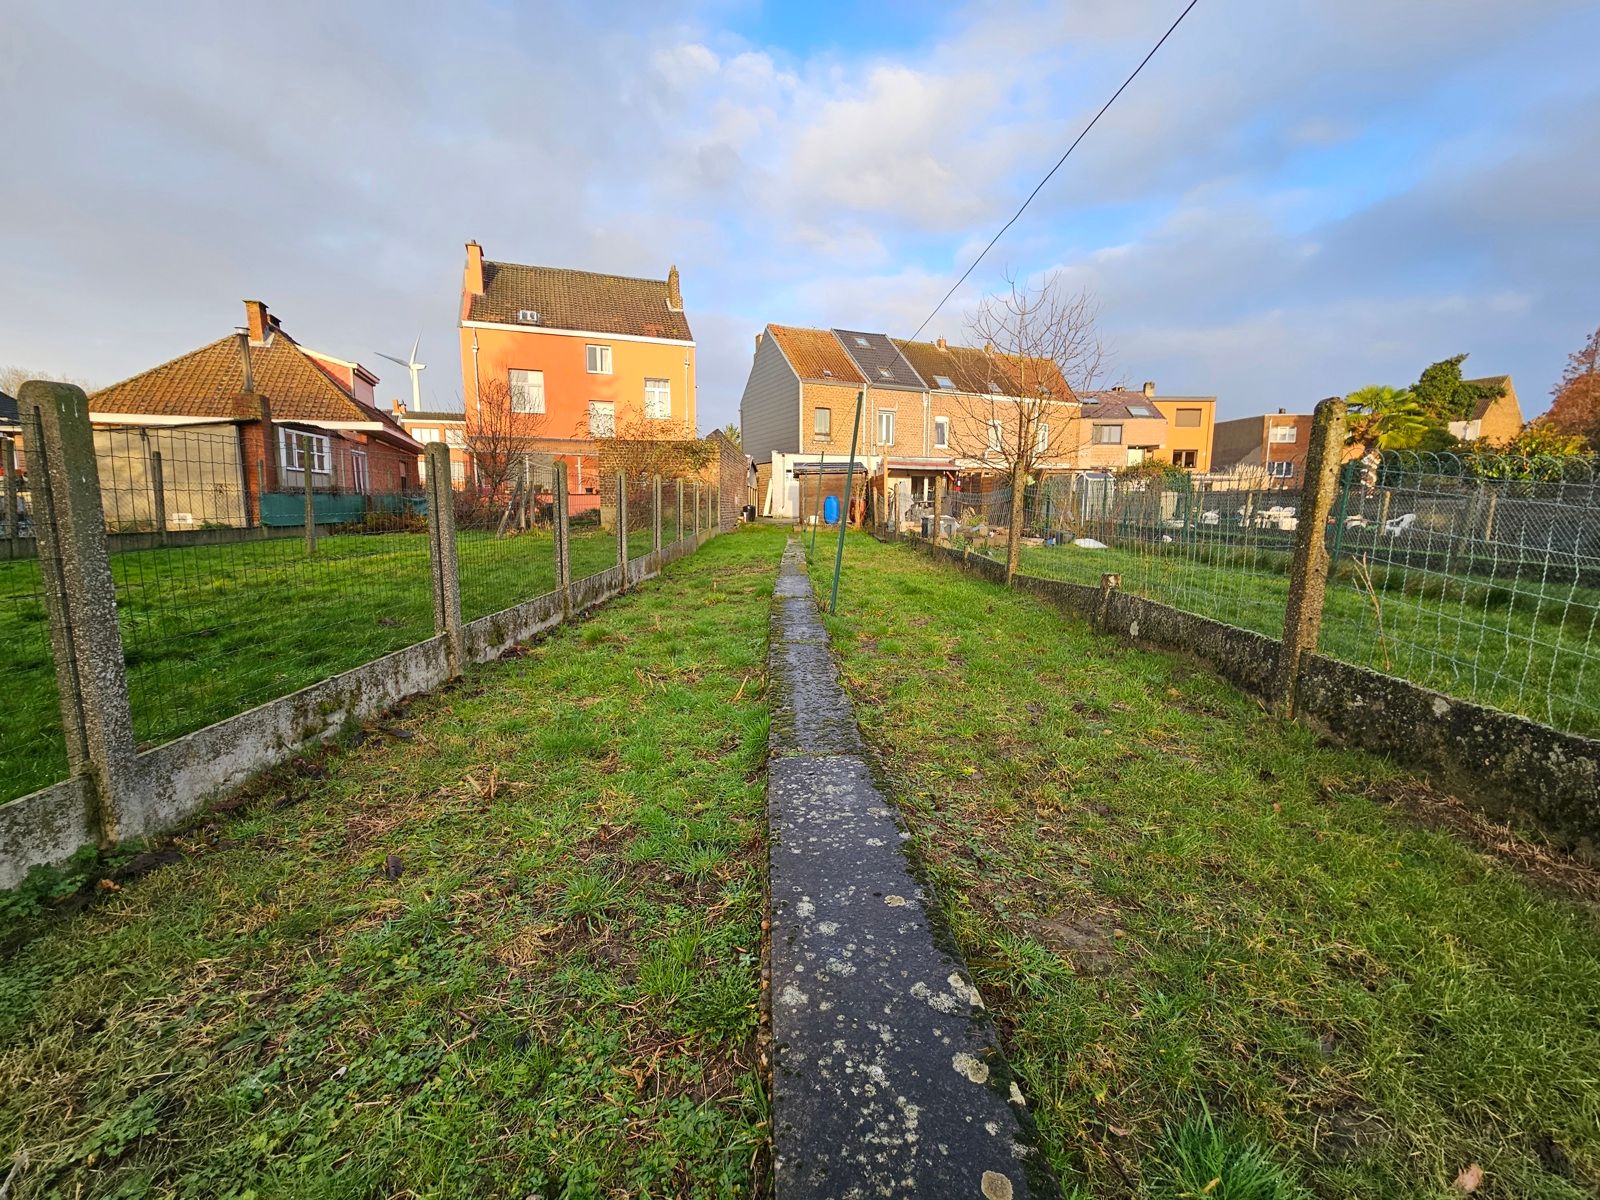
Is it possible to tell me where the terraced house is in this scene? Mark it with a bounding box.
[740,324,1076,520]
[458,241,696,504]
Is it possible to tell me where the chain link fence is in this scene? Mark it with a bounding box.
[950,451,1600,737]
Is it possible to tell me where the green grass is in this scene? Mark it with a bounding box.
[809,533,1600,1199]
[0,521,668,802]
[0,524,786,1198]
[1002,538,1600,737]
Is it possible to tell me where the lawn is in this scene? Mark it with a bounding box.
[809,533,1600,1199]
[0,524,786,1199]
[0,521,661,803]
[999,537,1600,737]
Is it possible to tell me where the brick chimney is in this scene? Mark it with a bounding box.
[754,330,763,354]
[464,241,484,296]
[936,337,948,351]
[391,399,407,419]
[244,300,273,344]
[666,264,683,312]
[1142,380,1156,399]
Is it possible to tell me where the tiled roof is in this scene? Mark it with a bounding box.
[894,340,1008,395]
[1465,375,1514,421]
[403,409,467,422]
[90,329,416,450]
[832,329,924,389]
[468,262,693,341]
[767,325,865,384]
[1078,393,1168,422]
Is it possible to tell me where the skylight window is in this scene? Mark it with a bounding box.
[877,367,893,379]
[854,336,870,347]
[933,375,955,390]
[1128,405,1155,416]
[989,382,1004,395]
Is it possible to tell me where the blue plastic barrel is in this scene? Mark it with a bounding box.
[823,494,841,525]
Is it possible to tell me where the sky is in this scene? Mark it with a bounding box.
[2,0,1598,428]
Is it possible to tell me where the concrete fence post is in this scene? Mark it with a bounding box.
[424,442,464,675]
[21,381,139,842]
[301,433,317,557]
[616,471,629,585]
[554,466,572,619]
[3,435,19,555]
[932,476,946,545]
[652,474,663,556]
[694,481,702,537]
[677,478,684,544]
[149,448,168,547]
[1270,395,1347,716]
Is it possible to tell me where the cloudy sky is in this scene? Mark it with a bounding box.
[3,0,1597,426]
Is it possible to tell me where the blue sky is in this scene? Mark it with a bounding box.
[2,0,1598,427]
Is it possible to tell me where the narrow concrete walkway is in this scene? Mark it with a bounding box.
[766,540,1059,1199]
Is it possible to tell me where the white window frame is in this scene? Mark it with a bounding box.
[278,427,331,475]
[987,419,1004,454]
[1269,423,1298,443]
[1092,424,1123,445]
[877,409,895,446]
[814,407,832,437]
[509,369,545,414]
[443,427,465,447]
[586,344,613,375]
[643,377,671,420]
[588,401,616,438]
[1036,421,1050,455]
[350,448,369,494]
[1267,459,1295,478]
[450,460,467,485]
[412,426,439,443]
[933,416,949,449]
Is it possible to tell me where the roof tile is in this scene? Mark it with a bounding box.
[469,262,693,341]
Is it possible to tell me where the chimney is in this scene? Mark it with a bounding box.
[666,264,683,312]
[391,399,406,419]
[464,241,484,296]
[1277,407,1286,414]
[1142,381,1155,399]
[754,330,763,354]
[936,337,947,351]
[236,330,255,391]
[244,300,271,344]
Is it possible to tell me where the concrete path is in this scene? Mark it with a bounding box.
[766,539,1059,1199]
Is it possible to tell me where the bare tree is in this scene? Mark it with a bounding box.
[953,271,1106,580]
[1,366,91,396]
[463,378,547,502]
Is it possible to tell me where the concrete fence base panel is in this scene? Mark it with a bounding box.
[906,535,1600,855]
[0,528,719,891]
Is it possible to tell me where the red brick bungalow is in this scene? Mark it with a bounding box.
[90,301,422,524]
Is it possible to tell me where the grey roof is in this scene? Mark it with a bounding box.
[831,329,925,390]
[403,408,467,421]
[1080,394,1167,422]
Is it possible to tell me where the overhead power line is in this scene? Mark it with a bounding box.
[903,0,1202,346]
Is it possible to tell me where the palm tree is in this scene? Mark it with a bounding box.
[1345,385,1430,456]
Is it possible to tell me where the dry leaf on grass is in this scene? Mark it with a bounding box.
[1454,1163,1483,1193]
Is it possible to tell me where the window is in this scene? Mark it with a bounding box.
[1127,404,1156,417]
[1173,449,1198,468]
[1267,460,1295,478]
[933,416,949,449]
[933,375,955,390]
[644,377,671,420]
[444,427,465,447]
[450,461,466,485]
[1269,423,1298,443]
[814,407,832,437]
[987,420,1004,453]
[350,449,369,494]
[1036,422,1050,454]
[877,367,893,380]
[278,427,330,474]
[412,426,439,443]
[853,336,870,348]
[586,344,613,374]
[988,382,1004,395]
[588,401,615,437]
[1175,408,1202,428]
[877,410,895,446]
[1091,424,1123,445]
[509,368,545,413]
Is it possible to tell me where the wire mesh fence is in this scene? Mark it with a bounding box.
[1,545,67,802]
[1321,452,1600,736]
[454,455,561,621]
[929,451,1600,738]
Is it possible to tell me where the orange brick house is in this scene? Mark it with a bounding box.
[457,242,696,507]
[1448,375,1524,446]
[390,403,470,489]
[89,300,422,523]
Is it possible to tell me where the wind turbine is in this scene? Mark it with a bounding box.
[376,333,426,411]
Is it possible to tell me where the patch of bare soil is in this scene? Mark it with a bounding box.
[1357,778,1600,907]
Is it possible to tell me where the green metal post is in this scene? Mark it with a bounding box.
[828,391,864,615]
